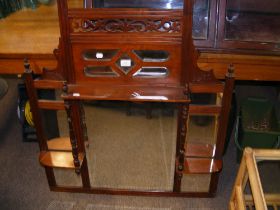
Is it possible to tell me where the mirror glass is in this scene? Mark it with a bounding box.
[225,0,280,42]
[84,101,178,191]
[186,114,219,157]
[82,49,118,61]
[133,50,169,62]
[190,93,223,106]
[133,67,169,78]
[92,0,183,9]
[53,110,83,187]
[192,0,210,40]
[84,66,119,77]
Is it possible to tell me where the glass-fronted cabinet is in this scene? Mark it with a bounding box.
[217,0,280,52]
[193,0,217,48]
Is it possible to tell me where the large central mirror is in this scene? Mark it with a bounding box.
[55,100,178,191]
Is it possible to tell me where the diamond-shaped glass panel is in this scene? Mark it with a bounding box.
[84,66,119,77]
[82,49,118,61]
[133,50,169,62]
[115,53,135,74]
[133,67,169,78]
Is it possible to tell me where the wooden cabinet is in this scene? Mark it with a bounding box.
[193,0,217,48]
[193,0,280,53]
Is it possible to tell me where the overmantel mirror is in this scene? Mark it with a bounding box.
[23,0,234,197]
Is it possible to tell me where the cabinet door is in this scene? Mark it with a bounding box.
[193,0,217,48]
[217,0,280,52]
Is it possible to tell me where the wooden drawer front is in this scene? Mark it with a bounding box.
[71,43,182,86]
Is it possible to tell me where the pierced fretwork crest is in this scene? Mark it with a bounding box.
[71,18,181,33]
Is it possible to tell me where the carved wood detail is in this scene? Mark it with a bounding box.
[174,101,189,192]
[71,18,182,33]
[79,103,89,148]
[40,40,65,81]
[192,68,219,83]
[65,100,81,174]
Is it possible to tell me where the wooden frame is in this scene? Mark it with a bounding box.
[229,148,280,210]
[217,0,280,53]
[23,61,90,187]
[21,0,235,197]
[179,66,235,195]
[193,0,217,49]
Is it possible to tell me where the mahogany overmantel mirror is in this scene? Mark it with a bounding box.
[23,0,234,197]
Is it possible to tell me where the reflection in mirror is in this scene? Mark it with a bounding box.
[82,49,118,61]
[133,50,169,62]
[225,0,280,42]
[92,0,183,9]
[133,67,169,78]
[83,101,177,191]
[186,114,218,147]
[192,0,210,40]
[54,168,83,187]
[191,93,223,106]
[37,88,65,101]
[181,174,211,192]
[84,66,119,77]
[37,89,56,100]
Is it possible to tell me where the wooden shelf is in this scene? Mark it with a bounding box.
[39,151,84,169]
[185,143,216,158]
[38,100,65,110]
[62,85,189,103]
[183,157,222,174]
[47,137,72,151]
[189,83,224,93]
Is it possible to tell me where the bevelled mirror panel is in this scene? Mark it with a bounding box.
[133,50,169,62]
[92,0,183,9]
[82,49,118,61]
[191,93,223,106]
[186,114,219,147]
[84,66,119,77]
[193,0,210,40]
[133,67,169,78]
[225,0,280,42]
[83,101,178,191]
[115,53,135,74]
[53,110,82,187]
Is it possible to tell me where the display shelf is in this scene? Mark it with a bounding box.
[37,100,65,110]
[62,85,189,103]
[47,137,72,151]
[183,157,222,174]
[39,151,84,169]
[185,143,215,158]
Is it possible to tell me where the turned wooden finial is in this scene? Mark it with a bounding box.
[227,64,235,78]
[23,58,32,74]
[184,83,189,96]
[62,81,68,93]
